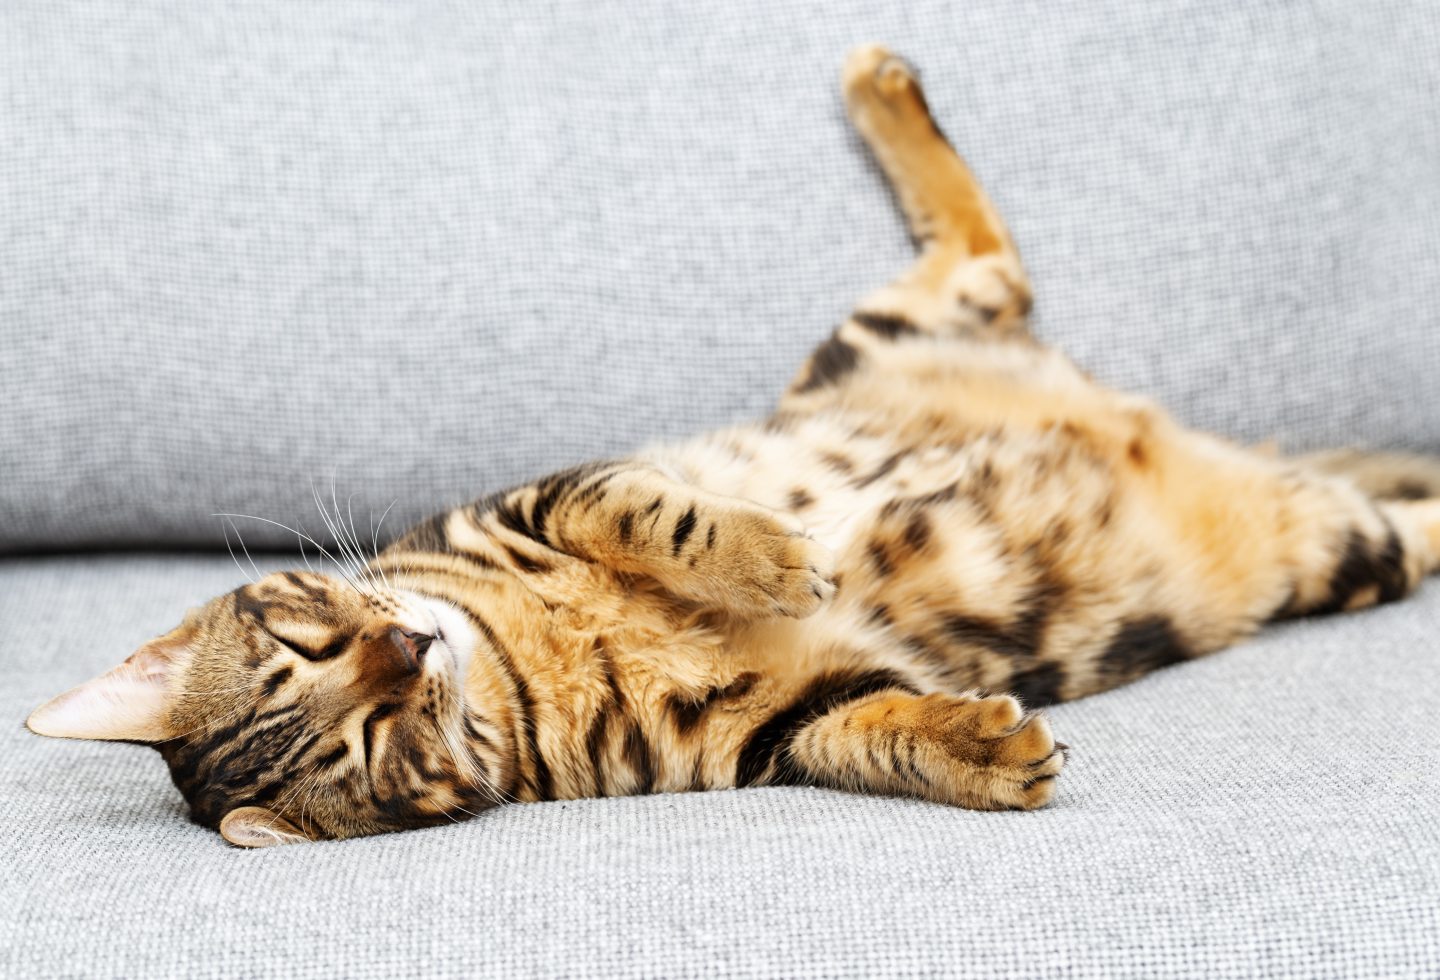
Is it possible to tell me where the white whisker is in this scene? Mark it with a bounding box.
[311,475,372,595]
[332,471,375,592]
[216,511,363,594]
[344,488,384,595]
[229,518,264,583]
[369,498,399,592]
[221,521,256,586]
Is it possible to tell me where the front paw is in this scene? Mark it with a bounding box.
[724,511,838,618]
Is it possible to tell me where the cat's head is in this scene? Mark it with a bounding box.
[27,571,504,847]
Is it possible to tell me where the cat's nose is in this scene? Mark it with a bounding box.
[388,627,435,672]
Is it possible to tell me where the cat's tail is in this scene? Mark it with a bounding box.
[1295,448,1440,501]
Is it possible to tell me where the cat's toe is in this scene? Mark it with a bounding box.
[842,45,922,110]
[992,714,1065,810]
[937,696,1066,810]
[770,533,838,618]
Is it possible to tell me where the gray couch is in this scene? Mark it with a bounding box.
[3,2,1437,976]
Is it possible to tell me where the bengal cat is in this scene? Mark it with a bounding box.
[27,46,1440,847]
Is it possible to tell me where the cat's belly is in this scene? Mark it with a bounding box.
[666,407,1289,704]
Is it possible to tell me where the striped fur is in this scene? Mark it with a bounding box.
[27,46,1440,845]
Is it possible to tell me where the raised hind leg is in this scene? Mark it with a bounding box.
[842,45,1032,334]
[786,46,1034,401]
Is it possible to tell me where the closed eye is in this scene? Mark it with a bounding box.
[271,633,349,662]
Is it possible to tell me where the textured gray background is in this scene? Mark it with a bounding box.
[3,0,1438,553]
[3,555,1438,977]
[4,2,1440,976]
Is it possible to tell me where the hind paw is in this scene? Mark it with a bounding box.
[842,45,928,118]
[931,694,1068,810]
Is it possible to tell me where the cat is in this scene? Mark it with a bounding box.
[27,45,1440,848]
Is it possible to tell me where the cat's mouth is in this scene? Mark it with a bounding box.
[403,592,475,685]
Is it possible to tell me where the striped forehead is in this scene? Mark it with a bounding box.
[232,574,348,625]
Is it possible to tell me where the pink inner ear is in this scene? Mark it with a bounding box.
[26,632,190,743]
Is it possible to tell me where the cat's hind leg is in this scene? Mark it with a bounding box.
[785,46,1034,401]
[783,690,1066,810]
[1284,495,1440,616]
[1397,499,1440,560]
[1297,448,1440,502]
[1259,446,1440,612]
[841,45,1023,296]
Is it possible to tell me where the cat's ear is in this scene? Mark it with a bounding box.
[26,625,194,743]
[220,806,312,848]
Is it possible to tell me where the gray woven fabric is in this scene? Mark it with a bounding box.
[3,555,1438,977]
[3,0,1438,552]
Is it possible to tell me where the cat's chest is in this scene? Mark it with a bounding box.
[657,415,1001,553]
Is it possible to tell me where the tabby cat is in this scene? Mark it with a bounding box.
[28,47,1440,847]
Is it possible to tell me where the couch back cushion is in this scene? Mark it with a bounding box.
[3,1,1438,552]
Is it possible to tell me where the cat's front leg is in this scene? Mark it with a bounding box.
[504,462,837,618]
